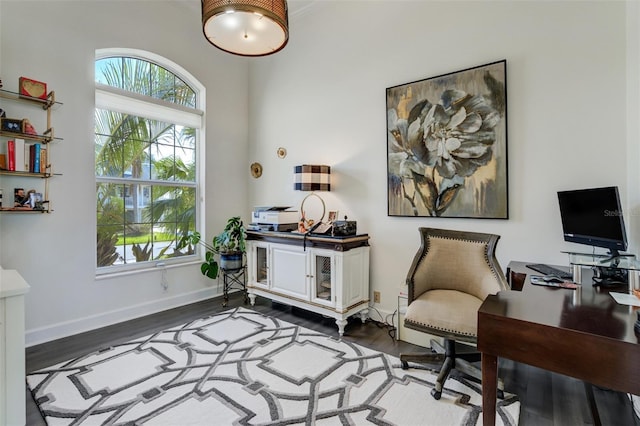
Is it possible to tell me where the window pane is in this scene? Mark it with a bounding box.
[97,183,125,225]
[95,134,125,177]
[153,186,197,258]
[122,58,151,95]
[95,57,121,86]
[97,182,127,267]
[123,223,153,264]
[152,64,174,102]
[123,140,151,180]
[97,224,124,267]
[175,77,196,108]
[176,126,196,150]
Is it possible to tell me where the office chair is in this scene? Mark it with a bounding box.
[399,227,509,400]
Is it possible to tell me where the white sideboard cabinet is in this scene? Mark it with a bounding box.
[246,231,370,336]
[0,268,30,426]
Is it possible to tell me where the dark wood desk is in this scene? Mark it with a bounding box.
[478,261,640,426]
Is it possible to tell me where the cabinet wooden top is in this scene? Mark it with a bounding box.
[246,230,370,251]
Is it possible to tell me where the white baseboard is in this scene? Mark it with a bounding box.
[25,287,219,347]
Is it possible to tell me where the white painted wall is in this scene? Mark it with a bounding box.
[0,0,637,343]
[0,1,250,345]
[248,1,637,318]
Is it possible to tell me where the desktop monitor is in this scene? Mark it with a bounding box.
[557,186,628,258]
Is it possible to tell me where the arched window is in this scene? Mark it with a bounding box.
[95,49,204,273]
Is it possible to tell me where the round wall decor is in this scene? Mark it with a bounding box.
[250,162,263,178]
[277,147,287,159]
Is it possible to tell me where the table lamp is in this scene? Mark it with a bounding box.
[293,165,330,230]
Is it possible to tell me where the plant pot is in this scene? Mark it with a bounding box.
[220,252,243,271]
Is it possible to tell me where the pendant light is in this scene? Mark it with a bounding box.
[202,0,289,57]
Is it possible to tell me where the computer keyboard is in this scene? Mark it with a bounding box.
[525,263,573,279]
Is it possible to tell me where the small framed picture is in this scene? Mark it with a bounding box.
[328,211,338,223]
[29,192,44,210]
[1,118,23,133]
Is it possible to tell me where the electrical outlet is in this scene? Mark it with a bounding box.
[373,291,380,303]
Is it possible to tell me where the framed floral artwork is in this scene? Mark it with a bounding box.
[386,60,508,218]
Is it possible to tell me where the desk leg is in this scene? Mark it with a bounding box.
[583,382,602,426]
[482,353,498,426]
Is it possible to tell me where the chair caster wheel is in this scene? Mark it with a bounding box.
[401,361,409,370]
[497,389,504,399]
[430,388,442,400]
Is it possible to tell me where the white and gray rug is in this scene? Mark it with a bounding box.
[27,307,520,425]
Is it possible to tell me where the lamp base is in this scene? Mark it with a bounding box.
[298,192,326,232]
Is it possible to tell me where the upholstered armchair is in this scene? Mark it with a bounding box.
[399,227,509,400]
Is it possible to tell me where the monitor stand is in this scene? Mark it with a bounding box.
[598,249,634,264]
[592,261,628,287]
[592,277,627,288]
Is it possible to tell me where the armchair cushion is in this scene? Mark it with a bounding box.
[404,289,483,338]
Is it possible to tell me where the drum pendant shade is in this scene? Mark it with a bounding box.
[202,0,289,57]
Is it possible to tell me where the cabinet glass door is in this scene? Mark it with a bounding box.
[313,254,334,306]
[256,246,268,285]
[248,243,269,289]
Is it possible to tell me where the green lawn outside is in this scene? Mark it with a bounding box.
[116,233,174,245]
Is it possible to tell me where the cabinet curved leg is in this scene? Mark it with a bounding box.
[335,319,348,337]
[248,292,256,306]
[357,309,369,323]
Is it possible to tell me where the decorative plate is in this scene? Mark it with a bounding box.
[277,147,287,159]
[250,162,263,178]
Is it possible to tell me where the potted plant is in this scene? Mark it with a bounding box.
[213,216,246,271]
[178,216,246,279]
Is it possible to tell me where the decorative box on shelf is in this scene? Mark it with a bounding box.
[18,77,47,100]
[332,220,356,236]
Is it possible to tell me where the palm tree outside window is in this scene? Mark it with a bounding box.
[95,49,204,273]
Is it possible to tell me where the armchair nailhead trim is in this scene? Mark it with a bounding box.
[405,320,475,337]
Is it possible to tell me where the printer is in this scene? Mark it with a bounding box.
[249,206,299,232]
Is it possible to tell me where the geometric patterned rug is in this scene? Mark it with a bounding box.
[27,307,520,425]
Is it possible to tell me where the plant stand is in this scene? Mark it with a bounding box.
[221,266,247,307]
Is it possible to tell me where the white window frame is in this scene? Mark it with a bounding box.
[95,48,206,276]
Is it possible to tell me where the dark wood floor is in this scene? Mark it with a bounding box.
[26,293,640,425]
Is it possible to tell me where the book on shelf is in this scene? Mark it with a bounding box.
[29,145,34,172]
[7,140,15,171]
[29,143,40,173]
[14,138,25,172]
[40,147,47,173]
[24,141,30,172]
